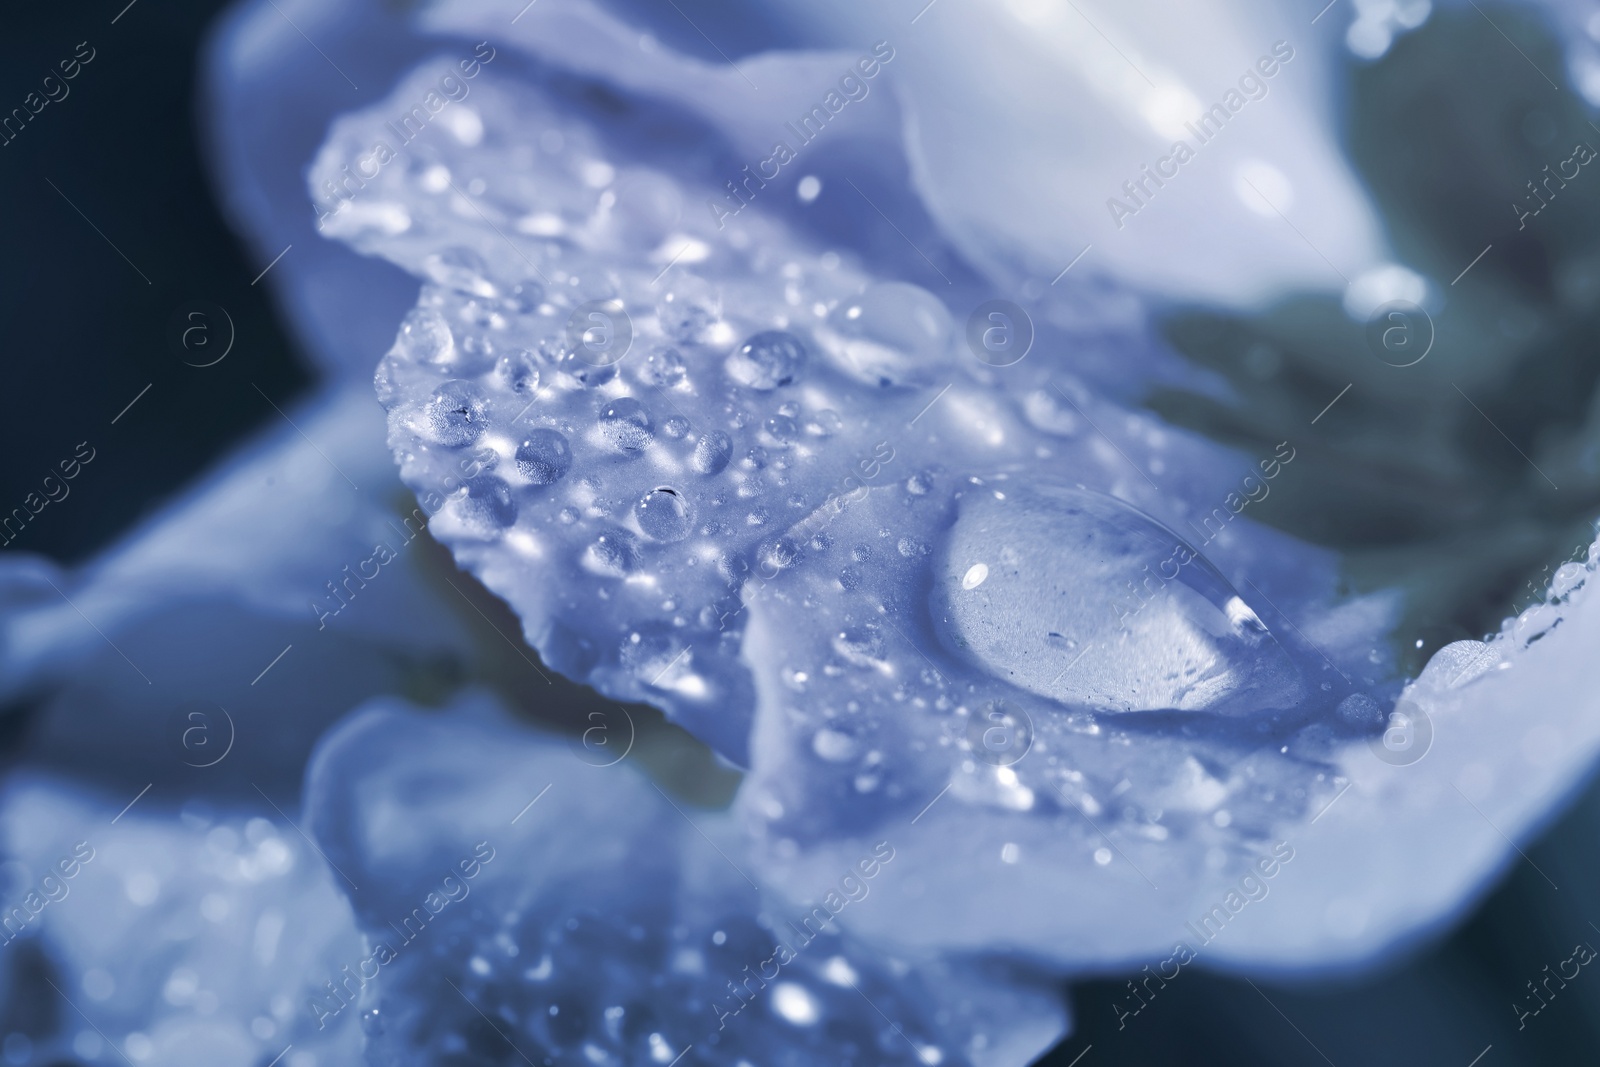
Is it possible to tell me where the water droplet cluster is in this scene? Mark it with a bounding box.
[315,57,1393,965]
[317,700,1048,1067]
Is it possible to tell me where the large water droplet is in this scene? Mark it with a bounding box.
[457,476,517,534]
[692,430,733,475]
[934,485,1303,714]
[584,530,640,576]
[500,279,544,315]
[727,330,805,390]
[656,276,721,345]
[516,429,572,484]
[635,486,693,542]
[619,625,688,684]
[826,282,953,387]
[598,397,653,455]
[424,380,490,447]
[396,308,454,365]
[546,337,617,388]
[495,349,541,395]
[638,346,686,388]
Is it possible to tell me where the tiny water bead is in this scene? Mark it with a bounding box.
[310,699,1010,1067]
[516,429,573,484]
[726,330,806,390]
[935,484,1304,714]
[424,380,490,447]
[635,487,694,542]
[598,397,654,454]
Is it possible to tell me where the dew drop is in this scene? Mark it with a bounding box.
[584,530,640,576]
[424,380,490,447]
[500,279,545,314]
[598,397,653,455]
[619,626,687,682]
[495,349,541,395]
[396,308,454,365]
[936,484,1303,714]
[639,346,686,388]
[547,338,617,388]
[765,414,798,442]
[635,487,693,542]
[692,430,733,475]
[807,409,844,437]
[515,429,573,484]
[826,282,953,387]
[656,276,721,345]
[727,330,806,390]
[457,476,517,533]
[1552,561,1586,598]
[760,537,802,573]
